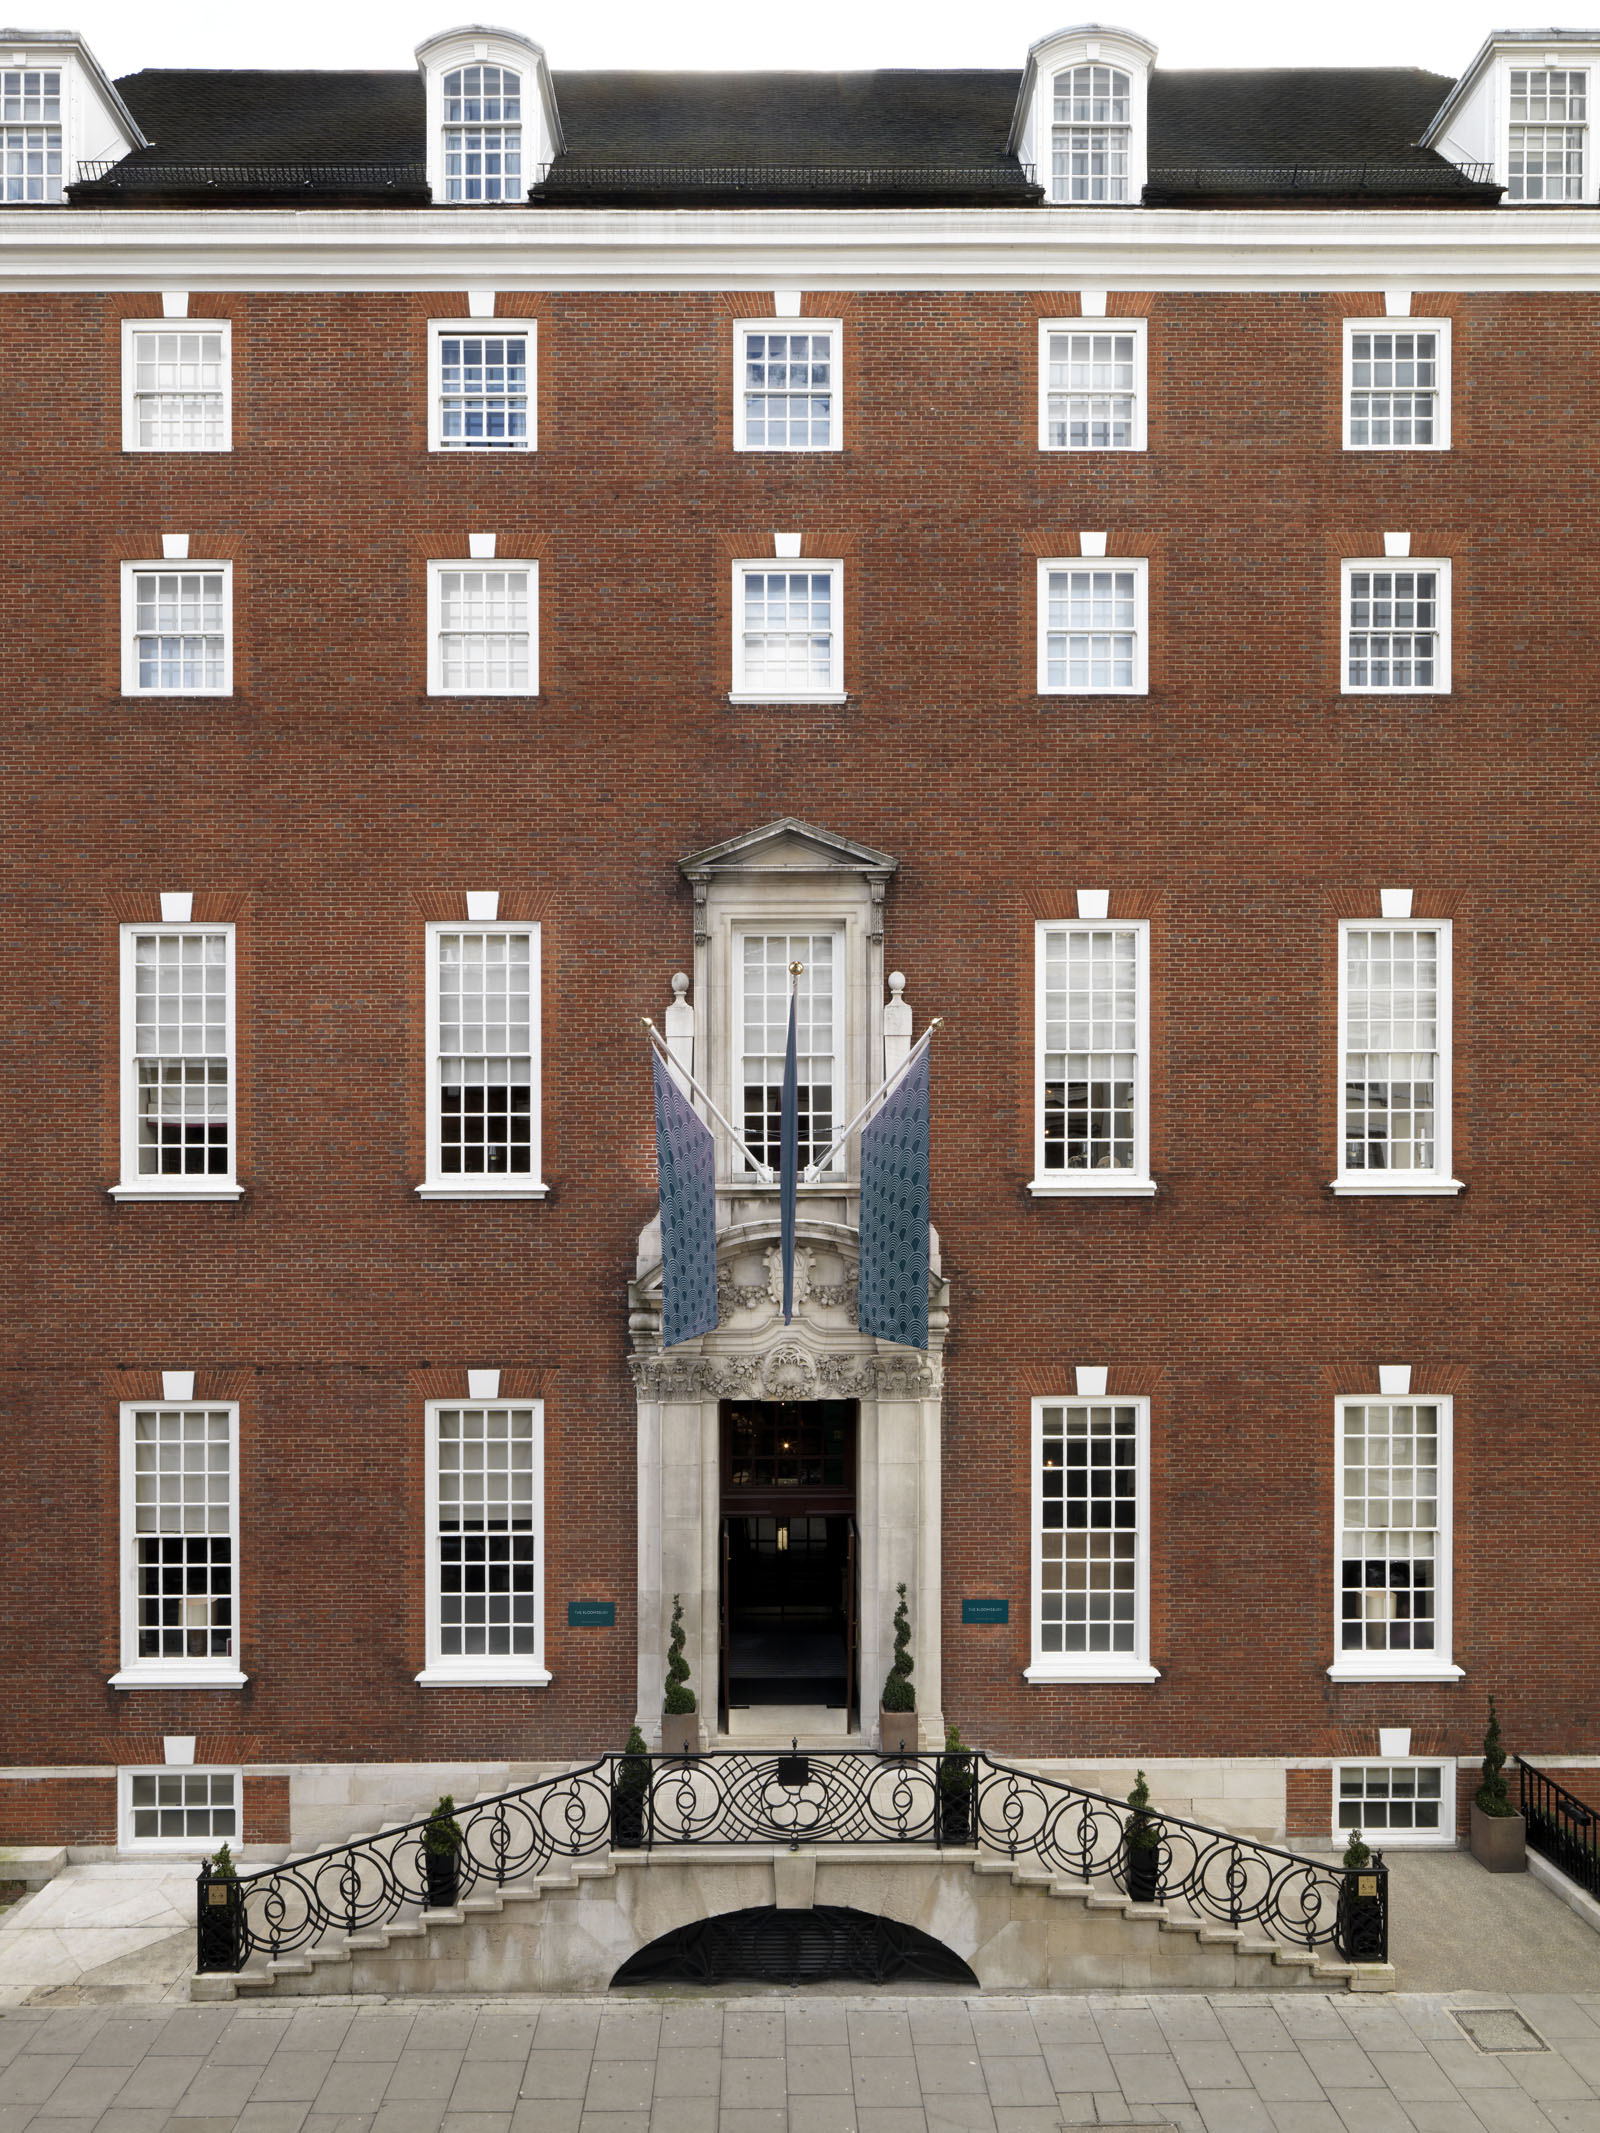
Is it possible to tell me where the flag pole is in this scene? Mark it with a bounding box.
[640,1018,774,1182]
[802,1018,942,1183]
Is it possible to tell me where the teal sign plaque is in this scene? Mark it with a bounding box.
[567,1600,616,1627]
[961,1598,1009,1625]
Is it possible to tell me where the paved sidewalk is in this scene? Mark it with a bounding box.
[3,1990,1600,2133]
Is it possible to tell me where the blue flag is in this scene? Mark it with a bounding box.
[651,1049,719,1348]
[858,1044,930,1350]
[780,988,799,1324]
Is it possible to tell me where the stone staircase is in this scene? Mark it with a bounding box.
[197,1811,1391,1998]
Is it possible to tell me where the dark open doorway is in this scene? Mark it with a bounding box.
[719,1400,857,1725]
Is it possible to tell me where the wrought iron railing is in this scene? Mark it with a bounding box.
[1520,1758,1600,1899]
[1143,162,1497,194]
[534,163,1040,196]
[71,161,429,194]
[196,1746,1386,1973]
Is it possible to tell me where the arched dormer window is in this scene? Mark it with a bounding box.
[1052,63,1131,202]
[1010,27,1156,208]
[443,62,522,201]
[416,29,564,207]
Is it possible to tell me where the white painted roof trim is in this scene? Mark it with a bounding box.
[16,204,1600,290]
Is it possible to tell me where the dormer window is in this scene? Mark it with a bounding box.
[2,66,62,201]
[1013,28,1155,209]
[417,29,562,208]
[443,64,522,202]
[1508,68,1586,199]
[1052,64,1131,202]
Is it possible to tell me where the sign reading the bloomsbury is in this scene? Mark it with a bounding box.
[961,1598,1009,1625]
[567,1601,616,1627]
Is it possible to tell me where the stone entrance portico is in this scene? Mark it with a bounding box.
[629,1216,949,1748]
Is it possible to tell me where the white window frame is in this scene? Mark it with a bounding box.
[119,1766,244,1854]
[418,920,545,1198]
[730,923,848,1180]
[1029,919,1154,1197]
[111,1401,246,1691]
[426,559,539,696]
[112,922,241,1202]
[427,318,536,452]
[1332,1758,1457,1848]
[732,318,843,454]
[120,318,233,454]
[1037,318,1147,451]
[1328,1394,1461,1684]
[120,560,234,698]
[729,558,846,704]
[1341,319,1451,452]
[1026,1394,1158,1684]
[1036,557,1149,695]
[1049,61,1135,204]
[1503,63,1589,202]
[1333,918,1460,1195]
[418,1398,550,1686]
[1340,558,1451,695]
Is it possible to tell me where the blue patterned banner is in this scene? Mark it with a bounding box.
[652,1049,719,1348]
[858,1044,930,1350]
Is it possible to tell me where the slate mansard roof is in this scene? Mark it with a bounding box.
[69,57,1499,209]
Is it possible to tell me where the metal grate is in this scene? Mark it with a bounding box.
[1453,2007,1549,2053]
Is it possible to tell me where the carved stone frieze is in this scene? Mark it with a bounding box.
[630,1341,940,1403]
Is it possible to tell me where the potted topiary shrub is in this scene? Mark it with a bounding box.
[662,1594,699,1756]
[421,1794,464,1908]
[1336,1828,1387,1960]
[936,1722,975,1846]
[1470,1694,1526,1872]
[1124,1769,1162,1904]
[880,1582,915,1754]
[195,1841,245,1973]
[612,1724,651,1849]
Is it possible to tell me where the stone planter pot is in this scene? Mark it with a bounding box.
[880,1705,915,1756]
[423,1849,460,1908]
[1471,1802,1527,1872]
[660,1710,699,1757]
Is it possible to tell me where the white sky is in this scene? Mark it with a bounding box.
[46,1,1595,84]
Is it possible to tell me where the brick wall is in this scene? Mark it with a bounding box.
[1285,1770,1330,1841]
[0,1778,116,1846]
[1,289,1596,1807]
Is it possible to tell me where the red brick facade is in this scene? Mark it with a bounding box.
[2,285,1595,1840]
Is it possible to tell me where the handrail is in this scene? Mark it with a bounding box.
[196,1745,1386,1974]
[1519,1757,1600,1900]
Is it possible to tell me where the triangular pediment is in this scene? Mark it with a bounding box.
[678,817,897,882]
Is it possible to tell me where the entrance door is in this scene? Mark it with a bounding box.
[720,1401,857,1716]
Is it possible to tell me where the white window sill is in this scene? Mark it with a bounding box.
[1343,444,1449,455]
[414,1666,553,1688]
[1028,1177,1158,1198]
[430,443,535,454]
[732,444,843,455]
[124,445,234,456]
[1040,444,1146,455]
[428,691,542,701]
[109,1667,248,1690]
[1037,689,1149,700]
[1330,1831,1456,1849]
[414,1183,549,1199]
[1340,688,1449,698]
[1329,1178,1464,1196]
[1024,1664,1161,1685]
[727,693,849,706]
[109,1183,245,1202]
[1326,1662,1464,1683]
[124,690,234,701]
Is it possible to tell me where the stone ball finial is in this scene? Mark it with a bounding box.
[671,972,689,999]
[888,971,906,998]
